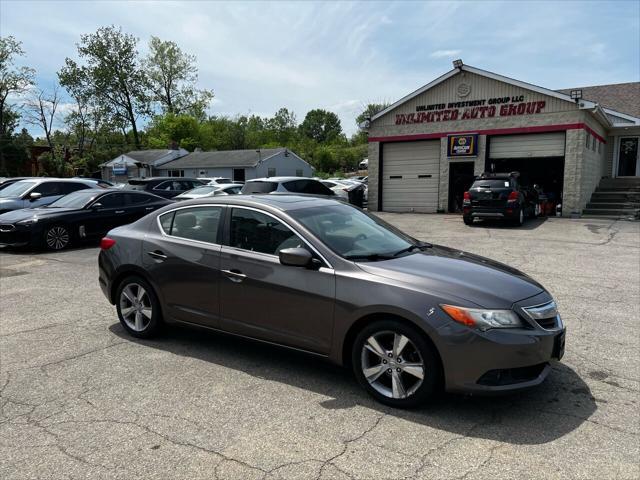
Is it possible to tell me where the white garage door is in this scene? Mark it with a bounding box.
[489,132,565,159]
[382,141,440,212]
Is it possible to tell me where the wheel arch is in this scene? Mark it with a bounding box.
[340,312,444,382]
[110,265,161,305]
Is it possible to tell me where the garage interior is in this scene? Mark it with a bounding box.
[487,132,566,214]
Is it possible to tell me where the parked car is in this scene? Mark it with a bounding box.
[197,177,234,185]
[0,177,38,191]
[321,179,367,205]
[241,177,335,197]
[0,178,98,214]
[0,188,171,250]
[174,183,243,200]
[124,178,204,199]
[358,158,369,170]
[463,172,539,226]
[99,195,565,408]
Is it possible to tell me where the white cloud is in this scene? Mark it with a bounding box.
[1,1,638,138]
[430,49,462,59]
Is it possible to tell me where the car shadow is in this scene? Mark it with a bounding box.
[109,322,595,445]
[470,216,549,230]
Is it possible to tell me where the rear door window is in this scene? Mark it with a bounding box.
[125,192,153,205]
[159,207,222,244]
[62,182,92,194]
[284,180,334,195]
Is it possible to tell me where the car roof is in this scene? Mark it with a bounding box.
[174,194,343,212]
[246,177,313,183]
[128,177,201,183]
[11,177,96,185]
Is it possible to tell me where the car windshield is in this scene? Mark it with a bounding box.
[214,178,232,184]
[0,180,38,198]
[47,190,101,208]
[289,203,419,260]
[183,186,217,195]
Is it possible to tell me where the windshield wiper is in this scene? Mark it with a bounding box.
[392,242,433,257]
[344,253,395,261]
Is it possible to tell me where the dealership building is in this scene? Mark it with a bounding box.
[366,61,640,216]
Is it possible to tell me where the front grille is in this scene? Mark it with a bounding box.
[0,224,15,232]
[535,316,559,330]
[522,301,562,330]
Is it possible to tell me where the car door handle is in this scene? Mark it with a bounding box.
[115,210,125,214]
[145,207,155,210]
[221,269,246,283]
[147,250,167,260]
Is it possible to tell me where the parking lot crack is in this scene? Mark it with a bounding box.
[315,412,386,480]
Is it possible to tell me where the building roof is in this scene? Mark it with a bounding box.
[556,83,640,118]
[160,148,287,169]
[101,148,188,168]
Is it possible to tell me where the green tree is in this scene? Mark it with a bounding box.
[24,86,60,159]
[145,36,214,119]
[62,26,150,149]
[146,113,201,151]
[0,36,35,172]
[355,102,390,127]
[267,107,298,145]
[299,109,342,144]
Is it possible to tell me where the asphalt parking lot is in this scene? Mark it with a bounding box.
[1,214,639,479]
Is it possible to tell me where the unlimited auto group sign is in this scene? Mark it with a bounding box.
[395,96,546,125]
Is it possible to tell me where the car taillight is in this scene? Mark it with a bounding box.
[463,191,470,200]
[507,191,519,202]
[100,237,116,250]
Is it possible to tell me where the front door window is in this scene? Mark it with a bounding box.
[617,137,639,176]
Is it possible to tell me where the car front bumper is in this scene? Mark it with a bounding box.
[0,225,37,247]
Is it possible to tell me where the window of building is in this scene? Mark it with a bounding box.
[585,133,591,149]
[229,208,305,256]
[267,168,276,177]
[598,140,601,154]
[167,170,184,177]
[592,135,596,151]
[296,169,303,177]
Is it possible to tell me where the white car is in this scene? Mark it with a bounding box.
[174,184,243,200]
[358,158,368,170]
[197,177,234,186]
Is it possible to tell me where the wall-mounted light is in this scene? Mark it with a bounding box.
[570,89,583,102]
[452,59,463,69]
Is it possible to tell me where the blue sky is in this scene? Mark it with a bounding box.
[1,0,639,136]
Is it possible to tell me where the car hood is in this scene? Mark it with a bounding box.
[0,197,22,208]
[356,244,544,309]
[0,207,77,222]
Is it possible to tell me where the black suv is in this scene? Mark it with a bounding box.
[463,172,539,226]
[125,178,204,199]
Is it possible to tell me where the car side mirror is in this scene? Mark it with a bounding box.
[92,202,103,210]
[29,192,42,201]
[279,247,313,268]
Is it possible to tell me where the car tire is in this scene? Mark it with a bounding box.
[463,216,473,226]
[513,208,524,227]
[43,224,71,251]
[352,319,441,408]
[116,276,163,338]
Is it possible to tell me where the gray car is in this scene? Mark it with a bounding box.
[0,178,99,214]
[98,195,566,408]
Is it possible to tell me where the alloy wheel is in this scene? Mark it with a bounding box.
[119,283,153,332]
[360,331,425,399]
[45,226,70,250]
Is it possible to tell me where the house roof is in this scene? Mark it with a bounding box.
[101,149,188,168]
[556,83,640,119]
[160,148,287,169]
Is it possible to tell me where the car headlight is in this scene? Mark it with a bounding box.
[17,217,39,225]
[440,304,524,331]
